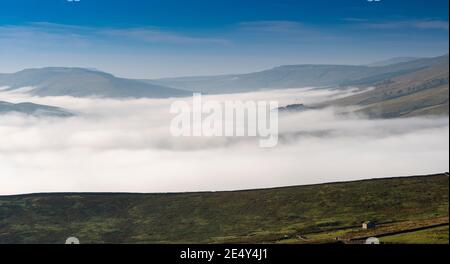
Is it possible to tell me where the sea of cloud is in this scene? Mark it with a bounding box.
[0,87,448,195]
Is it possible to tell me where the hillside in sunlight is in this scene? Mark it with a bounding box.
[324,57,449,118]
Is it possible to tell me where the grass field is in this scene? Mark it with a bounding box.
[381,225,449,244]
[0,173,448,244]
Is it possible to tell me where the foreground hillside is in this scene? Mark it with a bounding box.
[0,174,448,244]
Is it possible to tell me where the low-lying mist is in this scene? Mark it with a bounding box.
[0,88,448,195]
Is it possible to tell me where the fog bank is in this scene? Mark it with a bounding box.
[0,88,448,195]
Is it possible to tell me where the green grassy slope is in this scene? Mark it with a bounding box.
[380,225,449,244]
[361,84,449,118]
[325,61,449,118]
[0,174,448,244]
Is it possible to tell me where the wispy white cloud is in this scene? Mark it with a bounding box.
[414,20,450,30]
[101,27,230,45]
[0,22,231,47]
[361,20,449,31]
[235,20,338,42]
[341,17,370,23]
[237,20,305,33]
[0,23,89,47]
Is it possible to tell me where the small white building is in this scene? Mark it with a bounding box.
[362,221,376,229]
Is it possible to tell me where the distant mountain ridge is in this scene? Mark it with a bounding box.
[367,57,421,67]
[150,54,448,94]
[0,55,447,98]
[0,67,190,98]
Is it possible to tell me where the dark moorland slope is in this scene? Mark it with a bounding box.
[0,173,448,244]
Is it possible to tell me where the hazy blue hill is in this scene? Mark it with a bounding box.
[151,55,448,93]
[1,56,446,97]
[0,67,191,98]
[367,57,421,67]
[0,100,73,117]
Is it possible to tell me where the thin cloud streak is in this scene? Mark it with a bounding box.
[101,28,231,45]
[360,20,449,31]
[0,22,231,46]
[237,21,305,32]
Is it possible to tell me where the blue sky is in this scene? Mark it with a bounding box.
[0,0,448,78]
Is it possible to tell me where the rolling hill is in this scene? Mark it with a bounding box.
[150,55,448,94]
[0,173,447,244]
[323,59,449,118]
[0,100,73,117]
[1,55,447,99]
[367,57,421,67]
[0,68,190,98]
